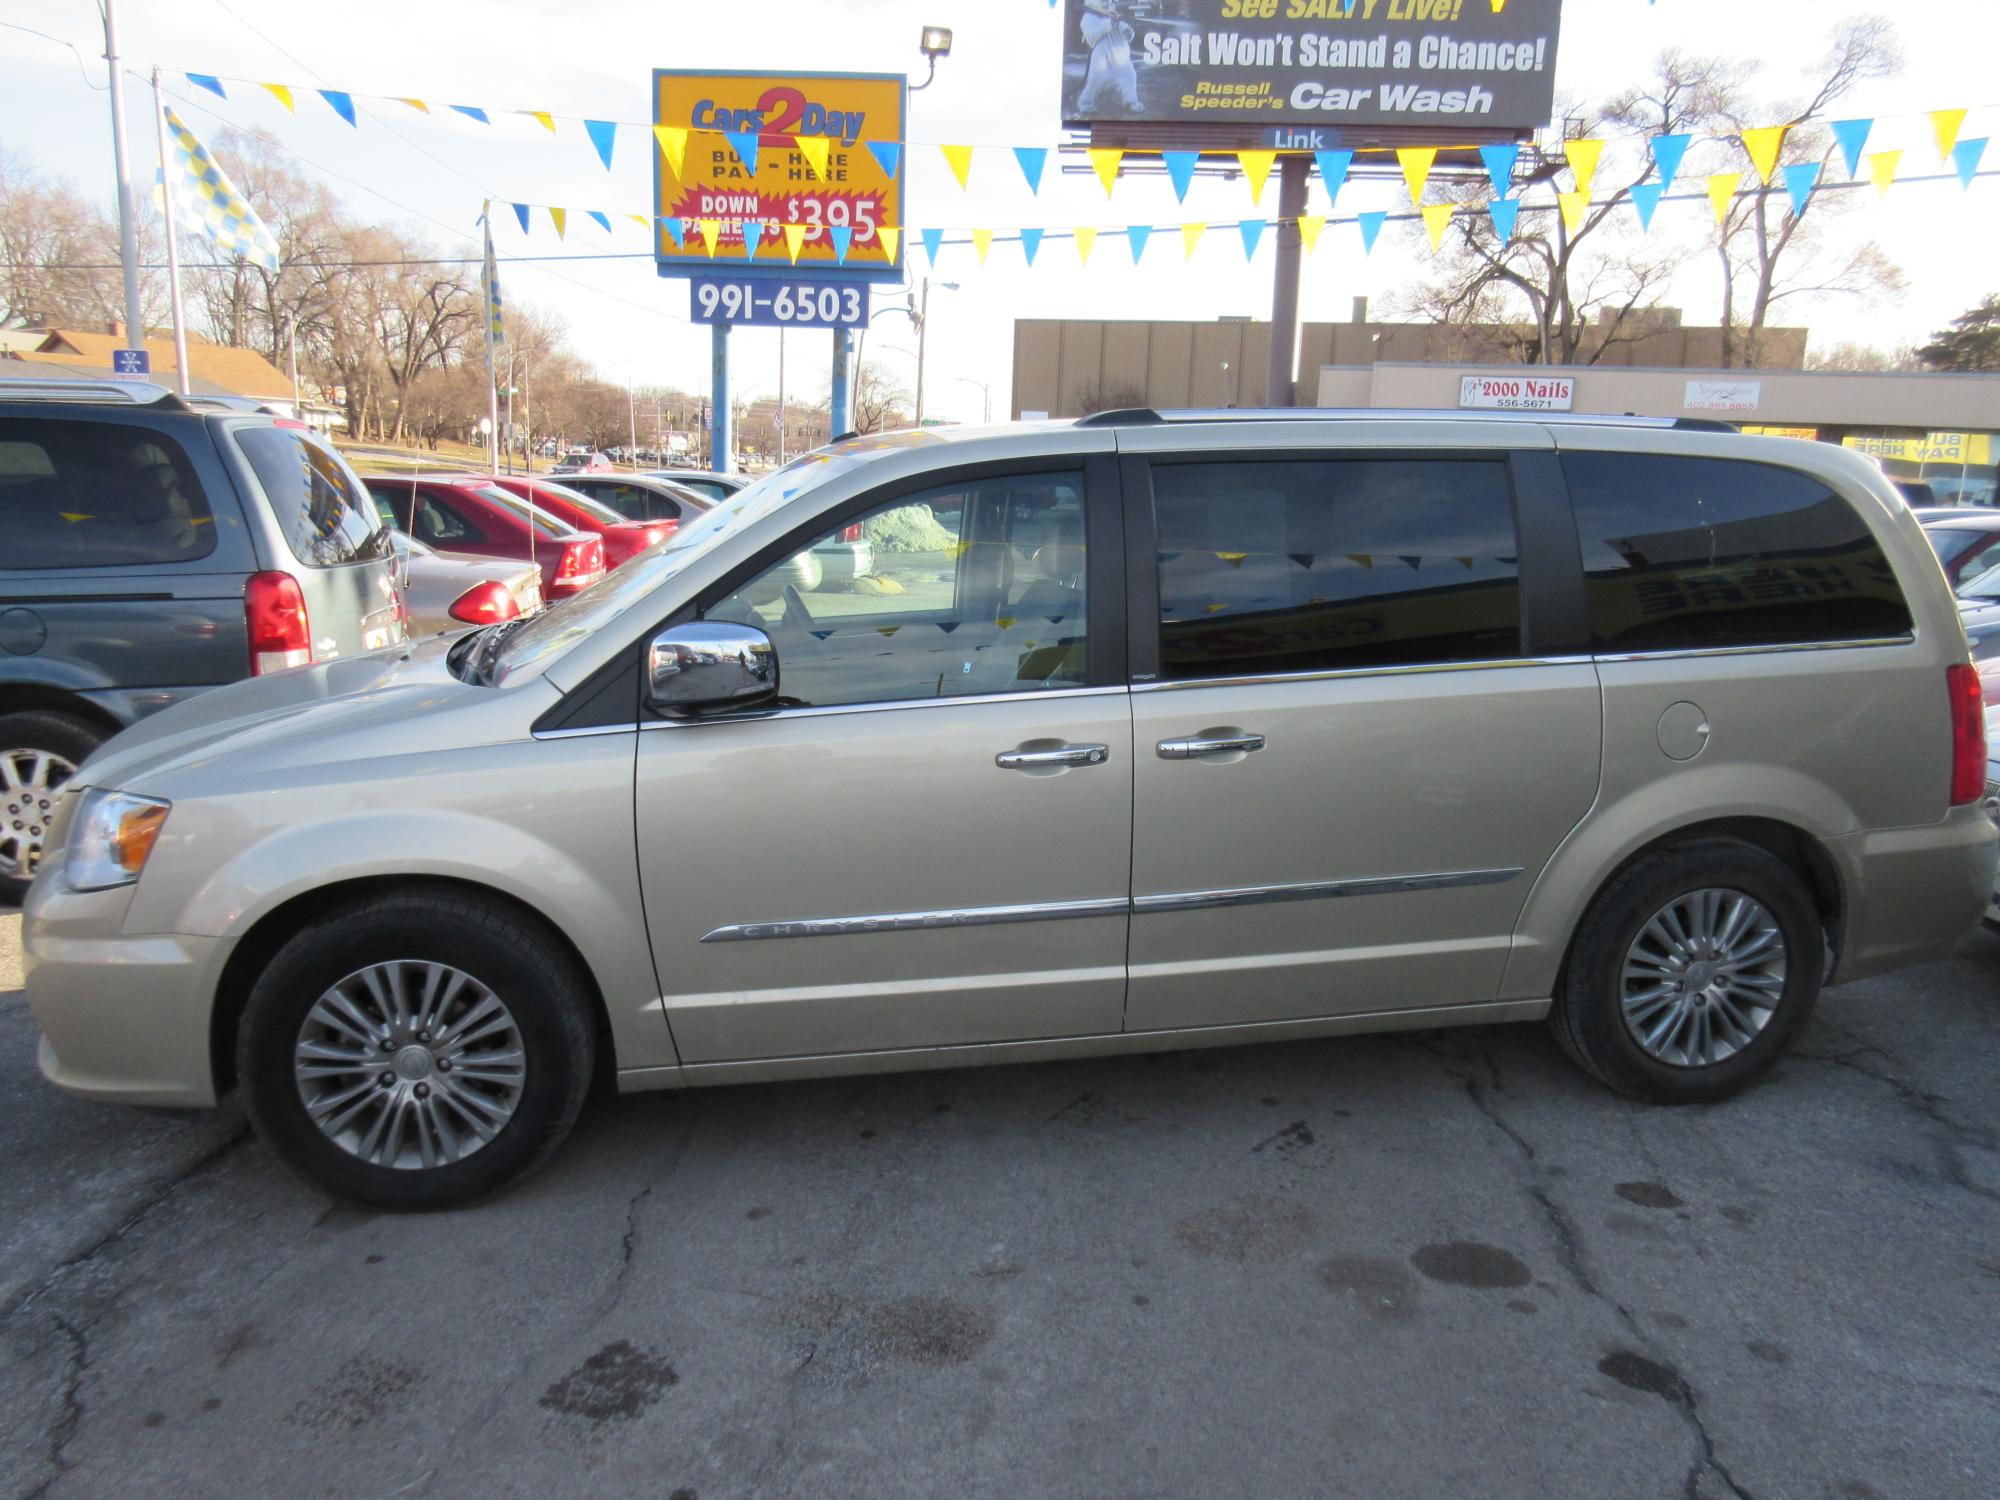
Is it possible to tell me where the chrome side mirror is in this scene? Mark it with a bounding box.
[646,621,778,713]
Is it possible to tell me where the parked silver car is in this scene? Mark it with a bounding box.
[390,534,542,636]
[21,413,1997,1208]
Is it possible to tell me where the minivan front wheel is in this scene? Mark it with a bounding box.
[238,889,595,1209]
[1552,840,1824,1103]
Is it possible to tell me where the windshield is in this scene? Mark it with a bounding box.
[1929,527,1995,566]
[509,479,628,527]
[1959,561,2000,601]
[470,486,580,538]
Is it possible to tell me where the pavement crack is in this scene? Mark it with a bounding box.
[23,1315,89,1500]
[1793,1044,1998,1205]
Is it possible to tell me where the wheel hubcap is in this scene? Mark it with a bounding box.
[1620,887,1788,1068]
[0,748,77,883]
[293,960,527,1170]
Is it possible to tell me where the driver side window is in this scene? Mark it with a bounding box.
[705,470,1089,709]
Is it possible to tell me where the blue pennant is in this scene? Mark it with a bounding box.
[1162,151,1199,202]
[867,141,902,178]
[1238,218,1266,258]
[584,119,617,171]
[829,225,852,263]
[1629,181,1663,232]
[511,202,531,234]
[1014,146,1048,194]
[1649,133,1689,193]
[1952,136,1988,188]
[1020,227,1044,264]
[186,73,227,100]
[723,131,759,175]
[742,221,764,257]
[318,90,356,127]
[1831,118,1872,178]
[450,105,490,124]
[1314,149,1353,206]
[921,227,943,265]
[663,218,685,249]
[1487,197,1519,241]
[1479,143,1518,197]
[1126,224,1152,262]
[1781,162,1819,216]
[586,209,611,234]
[1357,211,1385,254]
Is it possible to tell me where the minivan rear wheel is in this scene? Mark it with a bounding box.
[237,888,595,1209]
[1551,840,1824,1104]
[0,710,103,900]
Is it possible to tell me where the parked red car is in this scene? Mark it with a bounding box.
[479,474,675,567]
[365,476,606,599]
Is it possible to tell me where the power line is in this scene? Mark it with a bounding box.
[0,19,109,92]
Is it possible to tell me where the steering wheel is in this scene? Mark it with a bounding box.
[781,583,816,634]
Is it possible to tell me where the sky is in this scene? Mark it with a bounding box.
[3,0,1995,424]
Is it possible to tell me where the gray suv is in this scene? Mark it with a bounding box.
[0,379,404,897]
[20,411,1997,1208]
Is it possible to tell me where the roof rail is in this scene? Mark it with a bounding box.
[1074,407,1165,428]
[0,376,193,410]
[1073,406,1743,433]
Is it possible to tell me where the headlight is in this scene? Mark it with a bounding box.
[66,788,172,892]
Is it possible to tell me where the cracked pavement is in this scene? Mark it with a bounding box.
[2,905,1997,1499]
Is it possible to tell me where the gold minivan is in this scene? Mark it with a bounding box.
[23,414,1997,1207]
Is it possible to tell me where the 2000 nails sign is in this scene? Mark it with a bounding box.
[1060,0,1563,131]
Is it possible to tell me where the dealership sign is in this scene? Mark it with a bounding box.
[1459,373,1574,411]
[1059,0,1563,131]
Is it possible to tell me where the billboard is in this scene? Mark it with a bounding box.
[1058,0,1563,133]
[653,69,905,285]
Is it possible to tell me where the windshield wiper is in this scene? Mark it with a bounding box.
[471,618,529,685]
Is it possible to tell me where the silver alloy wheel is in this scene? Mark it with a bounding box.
[1620,887,1788,1067]
[0,748,77,882]
[294,961,527,1170]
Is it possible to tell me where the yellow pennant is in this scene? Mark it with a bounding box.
[1237,150,1277,201]
[1398,146,1437,205]
[260,82,295,112]
[1297,214,1325,253]
[1088,147,1124,196]
[1740,126,1787,184]
[1563,138,1604,195]
[698,218,720,257]
[1074,226,1097,265]
[971,228,993,264]
[1557,189,1590,234]
[526,110,556,134]
[1215,552,1248,567]
[548,207,567,239]
[1347,553,1375,569]
[1930,108,1967,161]
[1867,150,1901,196]
[1181,222,1206,259]
[1706,172,1741,223]
[1422,202,1456,250]
[398,98,429,113]
[797,137,831,180]
[782,224,806,263]
[877,226,901,263]
[942,144,974,189]
[653,126,687,178]
[627,213,650,229]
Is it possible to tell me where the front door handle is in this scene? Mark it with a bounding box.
[1157,732,1266,760]
[995,743,1110,771]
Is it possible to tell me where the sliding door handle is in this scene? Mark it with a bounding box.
[996,743,1110,771]
[1157,732,1266,760]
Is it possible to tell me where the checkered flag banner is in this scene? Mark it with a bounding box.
[483,220,505,346]
[161,107,280,272]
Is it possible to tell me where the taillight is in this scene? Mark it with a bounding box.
[840,522,864,544]
[245,570,312,675]
[554,537,605,583]
[447,580,522,625]
[1947,663,1987,805]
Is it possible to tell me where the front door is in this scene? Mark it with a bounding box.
[635,461,1132,1065]
[1124,449,1602,1032]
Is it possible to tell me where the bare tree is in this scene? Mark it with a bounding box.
[847,360,913,433]
[1804,340,1921,371]
[0,148,169,333]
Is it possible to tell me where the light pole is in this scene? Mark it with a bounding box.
[100,0,146,359]
[954,376,992,424]
[913,278,960,426]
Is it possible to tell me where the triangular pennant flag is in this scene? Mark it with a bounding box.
[698,218,720,257]
[1347,553,1375,568]
[186,74,227,100]
[1297,214,1325,253]
[549,206,567,239]
[654,126,688,177]
[921,226,943,265]
[587,209,611,234]
[970,228,993,264]
[1953,137,1989,189]
[317,90,357,127]
[1650,133,1690,192]
[1867,150,1901,197]
[1019,227,1042,264]
[260,83,295,112]
[867,140,901,177]
[1238,218,1266,259]
[1563,138,1604,195]
[783,224,807,263]
[1455,556,1475,570]
[663,218,686,250]
[1781,162,1819,216]
[627,213,649,229]
[1314,149,1353,207]
[1931,108,1968,162]
[450,105,489,124]
[1126,224,1151,262]
[797,137,830,180]
[1162,150,1199,202]
[942,144,974,188]
[1181,222,1206,259]
[1014,146,1048,194]
[878,226,902,263]
[724,131,760,175]
[1074,226,1097,265]
[1287,553,1315,570]
[1487,197,1519,241]
[1479,142,1518,197]
[526,110,556,134]
[1216,552,1249,568]
[1629,181,1663,231]
[1088,147,1123,196]
[1557,190,1589,235]
[584,119,617,171]
[1831,119,1871,178]
[830,225,853,263]
[1399,556,1423,571]
[1422,202,1456,250]
[1397,146,1436,205]
[1706,172,1741,224]
[1740,126,1786,185]
[742,221,764,258]
[1237,150,1276,201]
[510,202,530,234]
[397,98,429,113]
[1357,211,1385,253]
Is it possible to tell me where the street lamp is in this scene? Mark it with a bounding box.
[911,26,953,91]
[911,278,959,425]
[954,376,992,424]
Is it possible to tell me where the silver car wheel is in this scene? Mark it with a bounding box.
[1620,888,1788,1067]
[0,748,77,882]
[294,961,527,1170]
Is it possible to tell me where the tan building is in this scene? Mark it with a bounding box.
[3,325,344,433]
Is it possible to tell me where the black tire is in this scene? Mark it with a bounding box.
[1550,838,1824,1104]
[0,709,105,902]
[237,887,595,1210]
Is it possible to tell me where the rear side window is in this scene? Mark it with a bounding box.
[0,417,216,569]
[1151,459,1522,680]
[1563,453,1913,651]
[235,427,391,567]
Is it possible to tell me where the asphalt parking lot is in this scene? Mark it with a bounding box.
[2,903,1997,1500]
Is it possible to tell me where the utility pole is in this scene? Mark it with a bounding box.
[913,277,930,426]
[626,368,638,469]
[1264,154,1310,407]
[149,68,191,396]
[101,0,146,359]
[777,326,787,465]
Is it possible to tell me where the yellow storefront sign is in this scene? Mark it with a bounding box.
[1741,425,1819,440]
[1842,432,1995,466]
